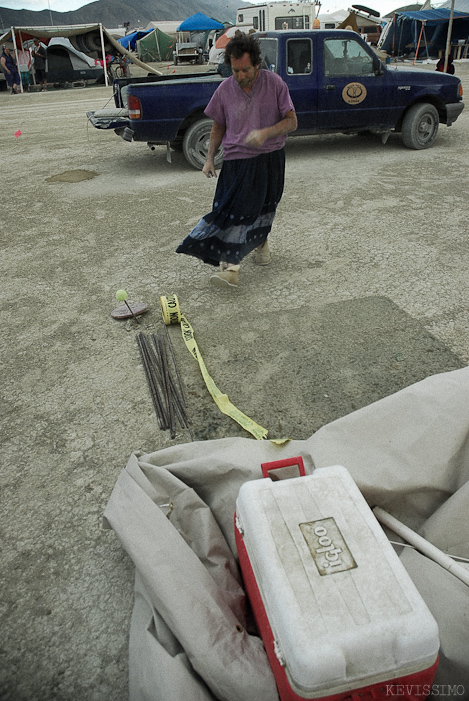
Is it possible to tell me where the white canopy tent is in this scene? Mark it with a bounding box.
[0,23,162,91]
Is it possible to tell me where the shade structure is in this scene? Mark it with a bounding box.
[177,13,224,32]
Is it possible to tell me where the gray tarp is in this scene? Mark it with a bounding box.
[104,367,469,700]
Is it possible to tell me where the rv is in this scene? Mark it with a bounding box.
[236,2,318,32]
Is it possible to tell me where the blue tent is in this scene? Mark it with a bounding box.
[118,31,151,51]
[396,8,469,23]
[381,8,469,56]
[177,13,224,32]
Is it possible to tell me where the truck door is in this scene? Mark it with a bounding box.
[318,36,390,130]
[284,37,317,131]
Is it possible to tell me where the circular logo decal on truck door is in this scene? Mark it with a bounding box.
[342,82,367,104]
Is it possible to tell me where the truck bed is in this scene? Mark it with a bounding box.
[112,71,219,108]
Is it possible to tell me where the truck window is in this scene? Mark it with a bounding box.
[323,38,374,77]
[287,38,312,75]
[258,38,279,72]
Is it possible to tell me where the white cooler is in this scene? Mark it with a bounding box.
[235,462,439,701]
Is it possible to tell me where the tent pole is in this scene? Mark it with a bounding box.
[422,21,429,60]
[391,13,396,57]
[444,0,455,72]
[99,22,109,87]
[155,29,161,61]
[19,31,26,93]
[413,20,424,65]
[11,27,22,92]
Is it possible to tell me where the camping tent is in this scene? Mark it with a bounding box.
[0,23,162,88]
[144,21,180,34]
[208,25,237,64]
[176,12,224,32]
[118,30,151,51]
[380,7,469,57]
[137,28,175,62]
[441,0,469,10]
[46,37,104,84]
[215,25,237,49]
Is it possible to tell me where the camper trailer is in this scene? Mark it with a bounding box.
[236,2,318,32]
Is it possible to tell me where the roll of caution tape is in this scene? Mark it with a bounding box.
[160,294,269,441]
[160,293,182,326]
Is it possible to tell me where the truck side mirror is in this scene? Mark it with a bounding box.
[373,55,384,76]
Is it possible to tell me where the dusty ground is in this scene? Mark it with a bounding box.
[1,60,468,700]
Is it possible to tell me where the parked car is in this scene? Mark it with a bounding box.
[173,42,204,65]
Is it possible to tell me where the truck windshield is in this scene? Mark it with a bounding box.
[258,38,279,72]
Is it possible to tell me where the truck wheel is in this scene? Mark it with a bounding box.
[401,103,439,149]
[182,118,224,170]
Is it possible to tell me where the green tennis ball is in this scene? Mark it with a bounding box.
[116,289,128,302]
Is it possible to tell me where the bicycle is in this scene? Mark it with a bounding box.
[107,55,131,81]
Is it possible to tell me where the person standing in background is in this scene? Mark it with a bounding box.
[32,38,48,91]
[17,45,32,91]
[1,45,20,94]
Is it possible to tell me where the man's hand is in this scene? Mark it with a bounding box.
[245,111,298,149]
[202,159,217,178]
[244,129,266,148]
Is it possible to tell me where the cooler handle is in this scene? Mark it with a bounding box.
[261,456,305,479]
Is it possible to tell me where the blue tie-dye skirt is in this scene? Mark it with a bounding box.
[176,148,285,267]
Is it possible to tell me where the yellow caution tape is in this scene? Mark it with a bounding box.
[160,294,269,441]
[160,294,182,326]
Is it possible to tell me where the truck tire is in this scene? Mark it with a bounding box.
[182,118,224,170]
[401,103,439,150]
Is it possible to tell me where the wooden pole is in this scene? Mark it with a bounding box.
[413,20,425,65]
[444,0,456,72]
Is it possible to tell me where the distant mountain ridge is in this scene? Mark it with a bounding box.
[0,0,246,33]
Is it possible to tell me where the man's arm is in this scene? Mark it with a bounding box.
[1,57,10,73]
[244,109,298,148]
[202,120,226,179]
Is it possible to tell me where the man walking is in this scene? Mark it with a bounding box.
[176,32,297,288]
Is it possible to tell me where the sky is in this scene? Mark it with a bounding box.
[0,0,95,11]
[0,0,419,16]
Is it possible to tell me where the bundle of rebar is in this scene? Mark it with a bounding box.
[137,331,191,439]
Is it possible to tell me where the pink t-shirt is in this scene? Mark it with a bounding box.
[205,69,295,160]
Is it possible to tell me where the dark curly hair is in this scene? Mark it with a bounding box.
[224,31,261,67]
